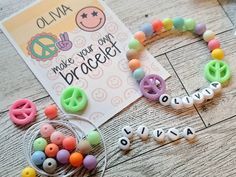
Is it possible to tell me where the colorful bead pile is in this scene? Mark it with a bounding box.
[127,17,231,109]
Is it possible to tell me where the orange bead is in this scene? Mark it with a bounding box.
[134,31,146,43]
[45,143,59,158]
[152,20,163,32]
[44,105,58,120]
[211,48,224,60]
[128,59,141,71]
[69,152,83,167]
[62,136,76,151]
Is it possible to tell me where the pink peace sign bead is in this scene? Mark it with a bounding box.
[9,99,37,126]
[140,74,166,100]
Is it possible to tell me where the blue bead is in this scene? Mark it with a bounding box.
[140,23,153,37]
[173,17,184,30]
[31,151,46,166]
[133,68,145,81]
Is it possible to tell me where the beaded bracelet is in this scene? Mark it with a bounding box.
[127,17,231,109]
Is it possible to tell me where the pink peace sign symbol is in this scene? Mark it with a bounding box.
[140,74,166,100]
[9,99,37,126]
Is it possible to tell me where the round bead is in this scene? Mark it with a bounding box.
[159,94,171,106]
[134,31,146,43]
[44,105,58,120]
[152,20,163,32]
[194,23,206,35]
[56,149,70,164]
[167,128,180,141]
[31,151,46,166]
[183,127,196,141]
[87,130,101,146]
[78,140,92,154]
[83,155,97,170]
[182,96,194,108]
[173,17,184,30]
[201,88,214,100]
[128,59,141,71]
[208,39,220,51]
[126,49,140,60]
[118,137,130,151]
[184,18,196,31]
[50,131,65,145]
[209,81,222,93]
[192,91,205,104]
[128,38,142,50]
[153,128,165,142]
[211,48,224,60]
[203,30,215,42]
[162,18,173,30]
[69,152,83,167]
[136,125,149,140]
[171,97,183,110]
[140,23,154,37]
[45,143,59,158]
[121,126,134,139]
[62,136,76,151]
[40,123,55,138]
[33,137,47,151]
[43,158,57,174]
[21,167,36,177]
[133,68,145,81]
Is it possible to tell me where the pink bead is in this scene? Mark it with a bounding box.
[40,123,55,138]
[134,31,146,43]
[152,20,163,32]
[50,131,65,145]
[208,39,220,51]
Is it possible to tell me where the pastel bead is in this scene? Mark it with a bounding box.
[118,137,130,151]
[201,88,214,100]
[128,59,141,71]
[209,81,222,93]
[134,31,146,43]
[203,30,215,42]
[183,127,196,141]
[121,125,134,139]
[133,68,145,81]
[45,143,59,158]
[40,123,55,138]
[153,128,165,142]
[62,136,76,151]
[167,128,180,141]
[163,18,173,30]
[171,97,183,110]
[211,48,224,60]
[56,149,70,164]
[184,18,196,31]
[182,96,194,108]
[44,105,58,120]
[83,155,97,170]
[159,94,171,106]
[21,167,36,177]
[192,91,205,104]
[140,23,154,37]
[78,140,92,154]
[208,39,220,51]
[194,23,206,35]
[69,152,84,167]
[33,137,47,151]
[128,38,142,50]
[136,125,149,140]
[126,49,140,60]
[43,158,57,174]
[31,151,46,166]
[173,17,184,30]
[87,130,101,146]
[50,131,65,145]
[152,20,163,32]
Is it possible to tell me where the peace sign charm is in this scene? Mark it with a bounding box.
[140,74,166,100]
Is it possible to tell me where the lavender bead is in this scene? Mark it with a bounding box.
[56,149,70,164]
[194,23,206,35]
[83,155,97,170]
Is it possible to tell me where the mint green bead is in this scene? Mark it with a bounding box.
[33,137,48,151]
[133,68,145,81]
[184,18,196,31]
[173,17,184,30]
[128,38,142,50]
[87,131,101,146]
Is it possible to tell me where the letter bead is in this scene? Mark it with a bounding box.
[136,125,149,140]
[167,128,180,141]
[191,91,205,104]
[121,126,134,139]
[171,97,183,109]
[201,88,214,100]
[118,137,130,151]
[159,94,171,106]
[153,128,165,142]
[209,81,222,93]
[182,96,193,108]
[183,127,196,141]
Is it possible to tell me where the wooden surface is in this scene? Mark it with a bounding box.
[0,0,236,176]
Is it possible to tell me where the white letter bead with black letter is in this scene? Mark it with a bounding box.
[171,97,183,109]
[167,128,180,141]
[118,137,130,150]
[201,88,214,100]
[159,94,171,106]
[182,96,193,108]
[191,91,204,104]
[153,128,165,142]
[137,125,149,140]
[209,81,222,93]
[121,126,134,139]
[183,127,196,140]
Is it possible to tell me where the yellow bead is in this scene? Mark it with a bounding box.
[21,167,36,177]
[162,18,173,31]
[211,48,224,60]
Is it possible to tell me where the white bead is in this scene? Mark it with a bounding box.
[121,126,134,139]
[118,137,130,150]
[191,91,205,104]
[209,81,222,93]
[167,128,180,141]
[203,30,215,42]
[159,94,171,106]
[182,96,193,108]
[182,127,196,140]
[201,88,214,100]
[136,125,149,140]
[171,97,183,109]
[153,128,165,142]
